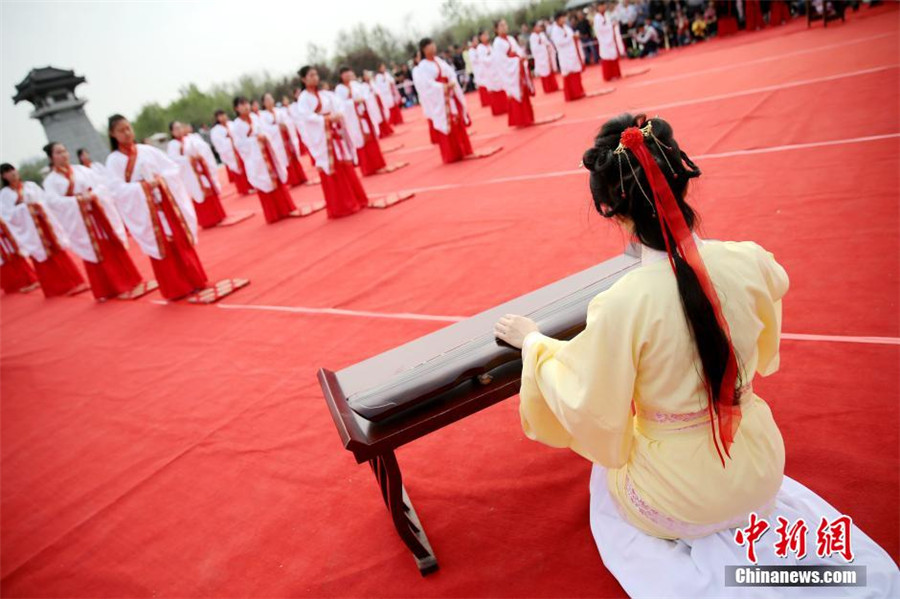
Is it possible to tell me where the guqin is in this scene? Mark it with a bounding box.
[318,245,640,575]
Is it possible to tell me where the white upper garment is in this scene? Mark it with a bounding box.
[491,35,527,101]
[412,57,468,135]
[166,135,220,204]
[549,22,584,75]
[291,89,355,175]
[593,11,626,61]
[475,43,499,91]
[104,144,198,260]
[335,81,380,149]
[42,165,128,263]
[530,31,557,77]
[0,181,70,262]
[210,122,240,173]
[373,73,396,111]
[230,113,288,193]
[260,108,301,164]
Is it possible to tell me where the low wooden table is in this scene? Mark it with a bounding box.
[318,246,640,575]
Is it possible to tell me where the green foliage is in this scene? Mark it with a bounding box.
[18,156,47,185]
[129,0,566,140]
[131,72,302,141]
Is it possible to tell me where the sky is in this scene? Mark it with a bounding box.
[1,0,525,166]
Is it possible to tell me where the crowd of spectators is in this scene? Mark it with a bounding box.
[386,0,861,108]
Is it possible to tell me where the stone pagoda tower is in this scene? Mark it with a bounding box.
[13,67,108,162]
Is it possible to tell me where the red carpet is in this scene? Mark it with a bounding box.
[2,7,898,597]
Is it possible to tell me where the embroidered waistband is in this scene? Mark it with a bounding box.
[618,471,774,539]
[635,384,753,430]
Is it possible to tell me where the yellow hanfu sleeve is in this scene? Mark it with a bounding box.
[519,290,638,468]
[752,243,790,377]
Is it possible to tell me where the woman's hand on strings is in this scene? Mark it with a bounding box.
[494,314,539,349]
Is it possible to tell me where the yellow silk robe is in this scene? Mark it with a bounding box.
[520,240,790,539]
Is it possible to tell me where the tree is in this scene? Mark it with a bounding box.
[18,156,47,185]
[125,0,567,134]
[132,102,169,142]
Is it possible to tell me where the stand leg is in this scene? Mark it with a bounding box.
[369,451,439,575]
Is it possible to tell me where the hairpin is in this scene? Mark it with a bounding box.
[614,120,680,179]
[623,151,656,215]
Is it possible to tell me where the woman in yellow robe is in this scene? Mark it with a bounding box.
[494,114,899,598]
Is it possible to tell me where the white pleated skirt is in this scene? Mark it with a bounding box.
[589,465,899,598]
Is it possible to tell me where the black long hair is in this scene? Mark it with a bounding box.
[0,163,14,188]
[43,141,62,160]
[582,113,743,411]
[108,114,127,151]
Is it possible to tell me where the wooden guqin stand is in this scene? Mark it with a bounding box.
[318,245,641,575]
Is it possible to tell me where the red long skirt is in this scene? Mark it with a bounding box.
[507,94,535,128]
[541,74,560,93]
[563,72,586,101]
[257,184,297,223]
[319,162,368,218]
[194,188,227,228]
[437,118,473,164]
[478,86,491,107]
[745,0,765,30]
[33,251,85,298]
[601,59,621,81]
[1,254,37,293]
[490,90,508,115]
[286,154,309,187]
[428,120,440,144]
[150,196,209,299]
[389,105,404,125]
[719,16,739,36]
[770,1,790,25]
[228,167,253,195]
[357,139,386,176]
[149,240,207,300]
[378,119,394,138]
[83,236,143,300]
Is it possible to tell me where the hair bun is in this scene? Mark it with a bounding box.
[582,147,604,172]
[581,148,597,170]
